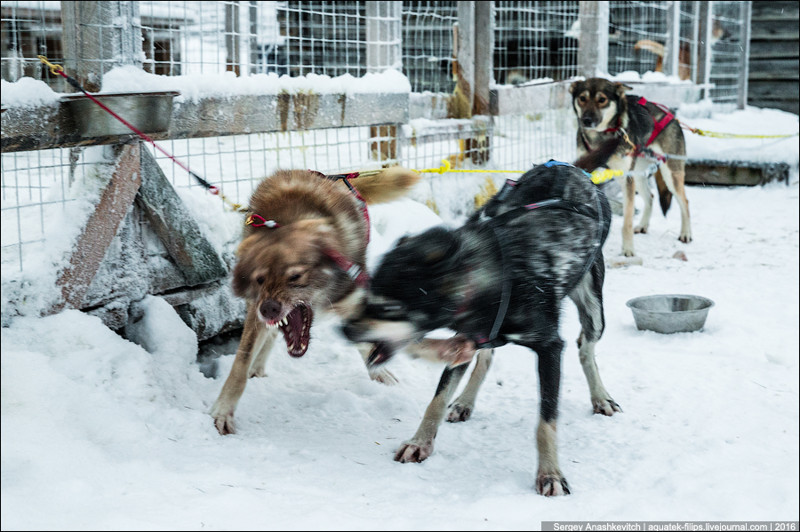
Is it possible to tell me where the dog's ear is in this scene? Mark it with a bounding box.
[569,80,584,95]
[414,227,460,265]
[614,82,633,97]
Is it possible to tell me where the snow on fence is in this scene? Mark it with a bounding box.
[1,1,752,337]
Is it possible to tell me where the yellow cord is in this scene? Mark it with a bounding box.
[415,159,621,185]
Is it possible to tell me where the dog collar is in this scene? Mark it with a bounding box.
[323,248,370,287]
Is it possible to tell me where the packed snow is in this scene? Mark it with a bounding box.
[2,67,799,529]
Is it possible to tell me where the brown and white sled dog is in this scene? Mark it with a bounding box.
[210,167,421,435]
[570,77,692,257]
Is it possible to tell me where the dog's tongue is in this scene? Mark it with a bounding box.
[278,304,313,357]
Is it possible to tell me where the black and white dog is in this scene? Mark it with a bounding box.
[343,158,621,496]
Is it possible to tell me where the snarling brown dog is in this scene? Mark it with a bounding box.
[210,168,422,435]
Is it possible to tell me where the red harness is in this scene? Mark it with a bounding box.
[581,97,674,163]
[637,96,674,151]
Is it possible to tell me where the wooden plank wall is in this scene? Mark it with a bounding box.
[748,1,799,115]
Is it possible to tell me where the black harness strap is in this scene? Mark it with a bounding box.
[472,162,606,349]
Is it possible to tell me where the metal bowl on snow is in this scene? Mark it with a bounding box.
[625,294,714,334]
[61,91,179,138]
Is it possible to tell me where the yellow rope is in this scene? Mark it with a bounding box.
[414,159,621,185]
[689,128,798,139]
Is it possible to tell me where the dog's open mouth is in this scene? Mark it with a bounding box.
[272,304,313,357]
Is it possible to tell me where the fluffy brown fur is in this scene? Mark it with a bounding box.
[211,167,421,435]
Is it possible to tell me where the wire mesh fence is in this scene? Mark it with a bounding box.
[608,1,669,76]
[494,1,580,84]
[709,1,748,109]
[1,0,753,283]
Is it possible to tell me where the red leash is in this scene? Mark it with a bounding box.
[37,55,237,207]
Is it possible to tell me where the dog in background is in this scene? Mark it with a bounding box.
[210,168,421,435]
[343,153,622,496]
[634,21,725,81]
[570,77,692,257]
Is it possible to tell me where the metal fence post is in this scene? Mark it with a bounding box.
[225,1,241,76]
[737,1,752,109]
[578,1,609,78]
[665,1,681,78]
[697,1,713,100]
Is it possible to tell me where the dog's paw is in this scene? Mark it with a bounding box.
[536,473,571,496]
[593,397,622,416]
[369,367,399,386]
[621,248,636,257]
[679,234,692,243]
[394,440,434,463]
[446,402,473,423]
[210,402,237,435]
[634,225,648,234]
[248,367,268,378]
[212,413,236,435]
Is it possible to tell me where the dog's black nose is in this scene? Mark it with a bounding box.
[581,116,594,127]
[259,299,282,321]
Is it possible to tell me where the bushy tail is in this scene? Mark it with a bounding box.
[654,168,673,215]
[634,39,666,58]
[350,166,422,205]
[634,40,665,73]
[573,136,624,172]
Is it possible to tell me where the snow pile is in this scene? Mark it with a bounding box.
[2,173,798,528]
[100,66,411,103]
[0,77,61,108]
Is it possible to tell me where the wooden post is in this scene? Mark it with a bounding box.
[697,1,714,100]
[451,1,475,119]
[472,1,492,116]
[54,143,142,311]
[60,1,141,92]
[367,1,402,160]
[225,1,241,76]
[665,1,681,78]
[578,1,609,78]
[136,149,229,287]
[468,0,492,165]
[737,1,752,109]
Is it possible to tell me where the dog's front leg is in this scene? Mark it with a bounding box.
[395,363,470,463]
[534,338,570,496]
[617,172,636,257]
[210,307,276,435]
[447,348,494,422]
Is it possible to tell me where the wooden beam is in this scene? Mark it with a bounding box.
[1,92,409,153]
[136,148,228,287]
[54,143,142,311]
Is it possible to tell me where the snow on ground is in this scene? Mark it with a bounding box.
[2,97,799,529]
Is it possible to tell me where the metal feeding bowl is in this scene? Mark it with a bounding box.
[61,91,179,138]
[626,294,714,334]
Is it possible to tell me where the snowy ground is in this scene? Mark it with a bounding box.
[2,101,799,529]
